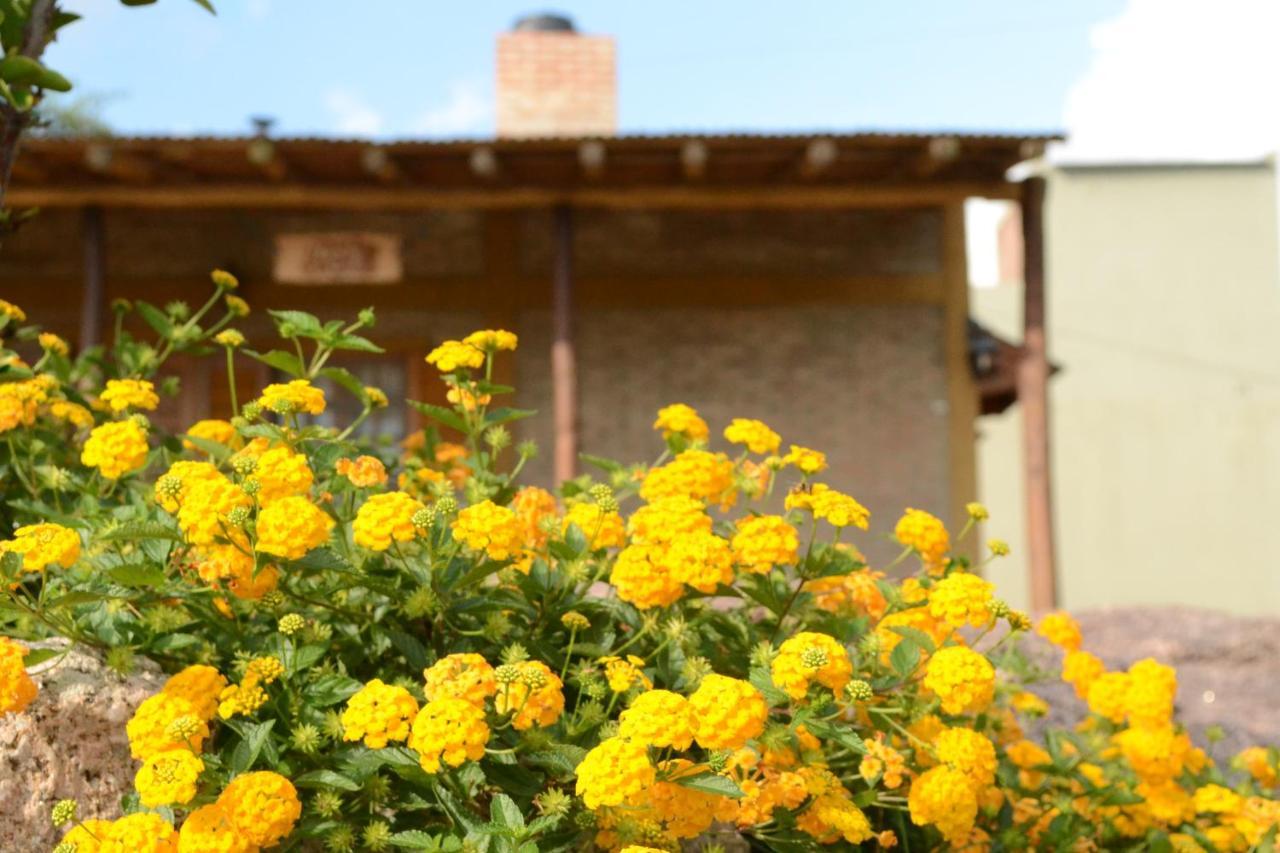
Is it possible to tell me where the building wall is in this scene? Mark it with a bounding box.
[974,163,1280,614]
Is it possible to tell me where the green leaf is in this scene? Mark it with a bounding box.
[489,794,525,830]
[389,830,441,849]
[268,309,323,336]
[294,769,361,792]
[35,66,71,92]
[483,407,536,429]
[407,401,469,433]
[97,521,180,542]
[887,625,937,654]
[135,301,174,337]
[388,630,429,671]
[889,639,921,680]
[579,453,623,474]
[108,563,166,588]
[0,55,46,85]
[188,0,217,12]
[306,674,361,707]
[151,633,202,652]
[245,348,305,377]
[229,720,275,774]
[23,647,62,668]
[331,333,384,354]
[673,771,744,799]
[319,366,367,400]
[748,667,791,708]
[1099,786,1146,806]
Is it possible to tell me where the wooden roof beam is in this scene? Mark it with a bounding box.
[361,147,403,183]
[680,140,708,181]
[247,138,288,182]
[915,137,962,179]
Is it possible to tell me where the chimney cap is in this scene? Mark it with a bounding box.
[512,12,575,33]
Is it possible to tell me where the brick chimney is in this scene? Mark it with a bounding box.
[496,13,616,138]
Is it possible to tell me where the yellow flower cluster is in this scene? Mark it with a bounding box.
[255,495,334,560]
[0,377,48,432]
[161,664,228,721]
[215,770,302,847]
[783,443,827,474]
[462,328,518,352]
[730,514,798,574]
[687,674,768,749]
[0,637,38,715]
[563,501,626,549]
[135,747,204,807]
[652,402,710,442]
[354,491,425,551]
[252,445,314,503]
[258,378,326,415]
[895,507,951,569]
[451,499,522,560]
[618,689,695,750]
[575,736,656,809]
[923,645,995,715]
[927,571,995,629]
[771,631,853,701]
[787,482,871,530]
[336,454,388,487]
[640,449,736,507]
[100,378,160,412]
[408,695,490,773]
[81,419,149,479]
[494,660,565,730]
[0,522,80,574]
[183,418,240,452]
[127,692,210,759]
[723,417,781,454]
[424,653,498,706]
[342,678,420,748]
[425,339,486,372]
[217,656,282,719]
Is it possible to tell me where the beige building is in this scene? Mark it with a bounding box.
[974,160,1280,614]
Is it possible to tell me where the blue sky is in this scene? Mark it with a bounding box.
[50,0,1124,139]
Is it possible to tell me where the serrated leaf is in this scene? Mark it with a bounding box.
[135,301,174,337]
[889,639,921,679]
[407,400,469,433]
[748,667,791,707]
[245,348,305,377]
[332,333,384,354]
[483,407,535,428]
[388,830,440,849]
[108,563,166,587]
[489,794,525,830]
[294,769,361,791]
[388,630,429,671]
[23,647,62,668]
[673,771,744,799]
[579,453,622,474]
[96,520,180,542]
[887,624,937,654]
[269,309,323,335]
[229,720,274,774]
[306,673,361,707]
[319,366,367,400]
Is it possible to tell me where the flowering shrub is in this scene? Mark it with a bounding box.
[1,279,1279,852]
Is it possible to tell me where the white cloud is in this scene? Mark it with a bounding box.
[1057,0,1280,163]
[410,80,491,137]
[323,88,383,136]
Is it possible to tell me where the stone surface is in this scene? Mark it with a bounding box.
[0,639,162,853]
[1016,607,1280,759]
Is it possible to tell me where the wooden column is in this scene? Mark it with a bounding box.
[551,205,578,483]
[1018,176,1058,611]
[79,205,105,349]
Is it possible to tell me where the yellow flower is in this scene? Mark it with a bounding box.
[38,332,69,356]
[609,542,684,610]
[135,748,204,807]
[860,736,907,789]
[626,495,712,545]
[177,474,251,546]
[1011,691,1050,717]
[795,768,874,845]
[1236,747,1279,788]
[927,571,995,629]
[894,507,950,569]
[102,812,178,853]
[255,496,334,560]
[809,484,871,530]
[342,678,420,749]
[161,664,227,721]
[81,419,149,479]
[425,339,485,372]
[216,771,302,848]
[908,765,979,846]
[1061,649,1105,700]
[783,444,827,475]
[731,515,798,574]
[1086,671,1131,724]
[562,501,626,549]
[48,399,94,430]
[251,445,315,504]
[641,448,737,507]
[493,660,564,730]
[574,736,655,809]
[618,689,695,750]
[0,378,48,433]
[923,645,995,715]
[512,486,558,550]
[258,379,325,415]
[988,538,1010,556]
[211,268,239,290]
[336,455,388,488]
[353,491,425,551]
[934,727,997,788]
[0,523,80,573]
[723,417,781,454]
[408,696,490,773]
[653,403,709,442]
[451,500,522,561]
[225,294,250,317]
[462,328,518,352]
[599,655,651,693]
[1194,784,1244,815]
[1036,611,1082,651]
[424,653,498,707]
[1123,658,1177,729]
[771,632,853,701]
[100,378,160,413]
[0,298,26,323]
[155,460,222,513]
[60,819,115,853]
[183,419,241,453]
[688,674,768,750]
[0,636,38,715]
[965,501,989,521]
[176,803,248,853]
[126,693,209,760]
[214,329,245,348]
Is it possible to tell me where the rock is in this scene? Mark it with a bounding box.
[0,639,162,852]
[1015,607,1280,760]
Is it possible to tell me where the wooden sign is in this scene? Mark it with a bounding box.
[274,232,402,284]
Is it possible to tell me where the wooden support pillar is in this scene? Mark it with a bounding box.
[551,205,578,484]
[1018,176,1058,612]
[79,205,105,349]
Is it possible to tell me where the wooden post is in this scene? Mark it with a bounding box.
[79,205,105,349]
[1019,176,1058,612]
[552,205,578,483]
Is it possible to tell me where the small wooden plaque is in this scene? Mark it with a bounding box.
[274,232,402,284]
